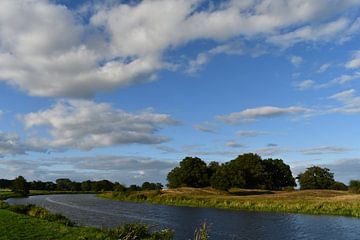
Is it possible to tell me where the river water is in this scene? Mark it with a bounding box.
[6,194,360,240]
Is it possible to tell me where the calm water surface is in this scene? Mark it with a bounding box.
[6,194,360,240]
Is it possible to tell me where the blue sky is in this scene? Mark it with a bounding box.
[0,0,360,185]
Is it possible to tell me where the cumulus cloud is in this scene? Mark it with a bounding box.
[0,0,359,97]
[269,18,353,47]
[217,106,309,124]
[0,132,45,157]
[22,100,178,150]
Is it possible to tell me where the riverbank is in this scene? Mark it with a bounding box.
[100,187,360,218]
[0,190,175,239]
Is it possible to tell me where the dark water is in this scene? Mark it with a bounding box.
[6,194,360,240]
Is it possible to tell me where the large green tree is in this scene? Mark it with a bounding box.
[167,157,209,188]
[297,166,335,189]
[11,176,29,196]
[263,159,296,190]
[226,153,267,189]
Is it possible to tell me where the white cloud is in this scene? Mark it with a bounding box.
[236,130,271,137]
[0,0,359,97]
[295,79,317,90]
[22,100,178,150]
[217,106,310,124]
[345,50,360,69]
[317,63,331,73]
[295,72,360,90]
[193,122,217,133]
[0,155,177,184]
[328,89,360,114]
[290,55,303,66]
[0,132,45,156]
[225,141,246,148]
[300,146,351,155]
[269,18,351,47]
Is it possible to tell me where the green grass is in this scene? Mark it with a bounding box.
[100,187,360,218]
[0,189,174,239]
[0,209,109,240]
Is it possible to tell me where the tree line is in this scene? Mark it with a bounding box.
[2,153,360,196]
[167,153,353,191]
[0,177,163,197]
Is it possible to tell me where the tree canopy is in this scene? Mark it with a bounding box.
[297,166,335,189]
[167,153,296,191]
[167,157,209,188]
[11,176,29,196]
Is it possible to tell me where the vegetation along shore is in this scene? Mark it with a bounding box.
[101,153,360,218]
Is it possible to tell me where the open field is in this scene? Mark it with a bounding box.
[100,187,360,218]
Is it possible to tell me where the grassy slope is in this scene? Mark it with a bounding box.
[0,209,109,240]
[101,187,360,218]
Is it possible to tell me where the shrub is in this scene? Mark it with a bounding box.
[349,180,360,194]
[194,222,209,240]
[0,201,9,209]
[107,223,174,240]
[107,223,150,239]
[330,181,348,191]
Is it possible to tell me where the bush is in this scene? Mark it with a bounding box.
[349,180,360,194]
[107,223,174,240]
[6,204,74,226]
[330,181,348,191]
[0,201,9,209]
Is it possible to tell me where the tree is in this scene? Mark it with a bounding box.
[349,180,360,194]
[297,166,335,189]
[11,176,29,196]
[167,157,209,188]
[210,164,231,191]
[141,182,163,190]
[226,153,267,189]
[262,159,296,190]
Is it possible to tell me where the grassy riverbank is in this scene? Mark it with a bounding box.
[100,187,360,218]
[0,190,174,239]
[0,209,110,240]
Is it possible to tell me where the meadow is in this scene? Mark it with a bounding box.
[100,187,360,218]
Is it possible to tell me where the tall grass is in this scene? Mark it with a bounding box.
[100,188,360,218]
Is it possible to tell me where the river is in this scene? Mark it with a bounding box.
[6,194,360,240]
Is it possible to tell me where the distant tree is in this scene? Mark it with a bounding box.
[167,157,209,188]
[210,164,231,191]
[11,176,29,196]
[29,181,56,191]
[91,180,114,192]
[330,181,348,191]
[207,161,221,179]
[81,180,92,191]
[114,182,127,192]
[349,180,360,194]
[55,178,81,191]
[297,166,335,189]
[141,182,163,190]
[263,159,296,190]
[0,179,13,189]
[128,184,141,192]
